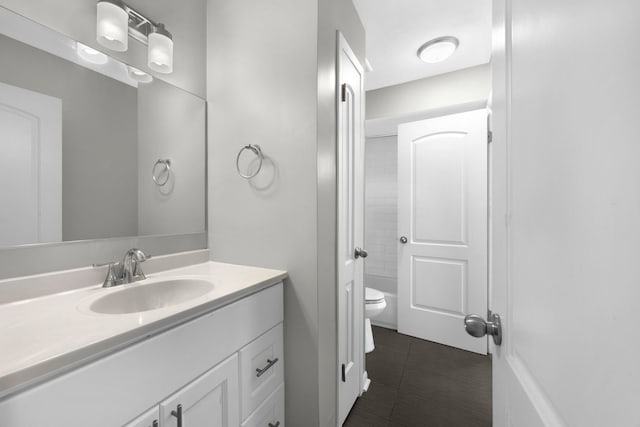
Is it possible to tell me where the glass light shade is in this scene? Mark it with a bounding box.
[417,37,459,64]
[148,29,173,74]
[96,1,129,52]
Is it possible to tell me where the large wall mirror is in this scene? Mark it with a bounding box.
[0,6,205,249]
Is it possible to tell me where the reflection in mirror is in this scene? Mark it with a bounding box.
[0,6,205,248]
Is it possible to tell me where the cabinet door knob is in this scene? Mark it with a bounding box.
[399,236,408,244]
[151,421,158,427]
[171,404,183,427]
[268,422,281,427]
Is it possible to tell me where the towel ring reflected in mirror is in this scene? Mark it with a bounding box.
[236,144,263,179]
[152,159,171,186]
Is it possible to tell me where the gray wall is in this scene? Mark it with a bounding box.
[364,135,398,290]
[0,1,207,280]
[366,63,490,120]
[206,1,318,425]
[137,80,206,236]
[0,0,206,97]
[0,34,138,241]
[207,0,364,425]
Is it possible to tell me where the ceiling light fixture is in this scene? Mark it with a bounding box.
[417,36,459,64]
[96,0,174,74]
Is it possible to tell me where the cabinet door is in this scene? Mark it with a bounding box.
[124,406,160,427]
[160,354,239,427]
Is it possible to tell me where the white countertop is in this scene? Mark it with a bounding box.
[0,261,287,399]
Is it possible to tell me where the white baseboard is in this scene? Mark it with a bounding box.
[362,371,371,393]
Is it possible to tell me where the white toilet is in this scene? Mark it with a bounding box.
[365,287,387,353]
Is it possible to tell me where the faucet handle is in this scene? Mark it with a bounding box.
[93,262,123,288]
[92,261,114,268]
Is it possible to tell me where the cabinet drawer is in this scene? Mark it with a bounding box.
[241,384,284,427]
[240,323,284,420]
[124,406,159,427]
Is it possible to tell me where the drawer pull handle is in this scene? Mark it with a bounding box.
[256,358,279,377]
[268,422,281,427]
[171,404,183,427]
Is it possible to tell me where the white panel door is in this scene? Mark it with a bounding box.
[398,109,488,354]
[160,354,239,427]
[0,81,61,246]
[337,32,365,426]
[489,0,640,425]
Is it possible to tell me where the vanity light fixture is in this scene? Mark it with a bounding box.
[96,0,174,74]
[417,36,459,64]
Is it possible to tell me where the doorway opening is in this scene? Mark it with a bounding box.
[344,0,493,424]
[345,107,493,426]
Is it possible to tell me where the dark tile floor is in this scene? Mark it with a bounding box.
[344,326,491,427]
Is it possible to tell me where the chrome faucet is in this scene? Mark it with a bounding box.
[94,248,151,288]
[121,248,150,283]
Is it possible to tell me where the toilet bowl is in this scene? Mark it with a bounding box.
[365,287,387,353]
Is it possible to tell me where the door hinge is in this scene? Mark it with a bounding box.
[341,364,346,382]
[341,83,347,102]
[488,130,493,143]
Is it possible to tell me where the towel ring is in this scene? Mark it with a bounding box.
[152,159,171,186]
[236,144,263,179]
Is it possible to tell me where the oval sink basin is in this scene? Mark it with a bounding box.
[88,279,214,315]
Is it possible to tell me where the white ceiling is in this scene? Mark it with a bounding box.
[352,0,492,91]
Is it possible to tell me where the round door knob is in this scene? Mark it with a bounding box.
[464,314,488,337]
[464,313,502,345]
[354,247,368,259]
[399,236,408,244]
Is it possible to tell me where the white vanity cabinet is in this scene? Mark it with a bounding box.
[0,282,284,427]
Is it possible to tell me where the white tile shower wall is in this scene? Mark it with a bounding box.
[364,135,398,295]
